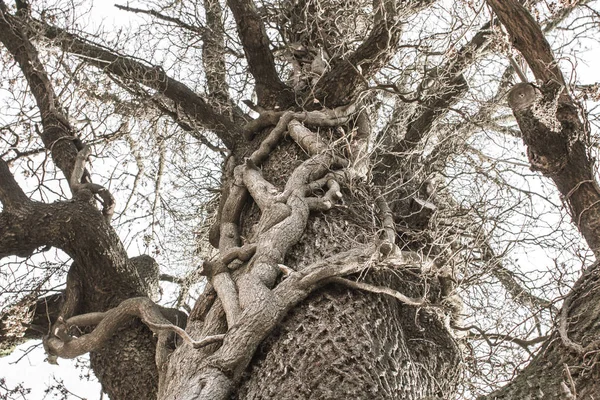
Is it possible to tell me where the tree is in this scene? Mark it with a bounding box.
[1,0,600,398]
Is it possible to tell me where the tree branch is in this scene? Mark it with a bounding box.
[488,0,600,255]
[487,0,564,85]
[314,0,435,105]
[328,277,426,307]
[0,159,30,209]
[225,0,291,105]
[0,7,84,183]
[45,297,220,359]
[70,145,116,220]
[481,260,600,399]
[34,20,241,149]
[1,293,62,354]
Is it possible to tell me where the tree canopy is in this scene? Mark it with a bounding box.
[1,0,600,399]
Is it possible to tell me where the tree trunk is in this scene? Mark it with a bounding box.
[237,279,459,399]
[158,114,462,398]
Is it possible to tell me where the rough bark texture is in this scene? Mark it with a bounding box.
[238,279,459,399]
[487,0,600,255]
[0,189,160,399]
[158,113,461,399]
[480,0,600,397]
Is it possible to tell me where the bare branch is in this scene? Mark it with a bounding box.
[394,21,493,154]
[314,0,435,105]
[115,4,209,38]
[45,297,221,359]
[328,277,426,307]
[70,145,116,220]
[225,0,291,105]
[243,103,357,141]
[35,20,241,149]
[489,0,600,255]
[454,324,548,352]
[0,8,83,182]
[0,159,30,209]
[487,0,564,85]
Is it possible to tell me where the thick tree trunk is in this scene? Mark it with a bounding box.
[159,120,462,398]
[237,278,459,399]
[4,1,599,399]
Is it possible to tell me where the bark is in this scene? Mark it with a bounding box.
[0,6,162,396]
[0,173,159,398]
[237,277,460,399]
[34,20,242,149]
[158,94,462,399]
[226,0,292,106]
[487,0,600,255]
[0,6,81,182]
[0,293,62,355]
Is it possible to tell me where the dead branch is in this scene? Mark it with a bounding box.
[558,294,585,354]
[328,277,426,307]
[287,119,329,155]
[241,161,282,211]
[305,178,342,211]
[375,192,398,256]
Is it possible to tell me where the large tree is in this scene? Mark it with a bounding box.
[1,0,600,398]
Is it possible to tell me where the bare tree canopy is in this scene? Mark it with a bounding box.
[1,0,600,399]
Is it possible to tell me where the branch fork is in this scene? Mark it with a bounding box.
[70,145,116,220]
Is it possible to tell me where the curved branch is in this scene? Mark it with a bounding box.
[243,103,357,141]
[328,277,426,307]
[45,297,221,359]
